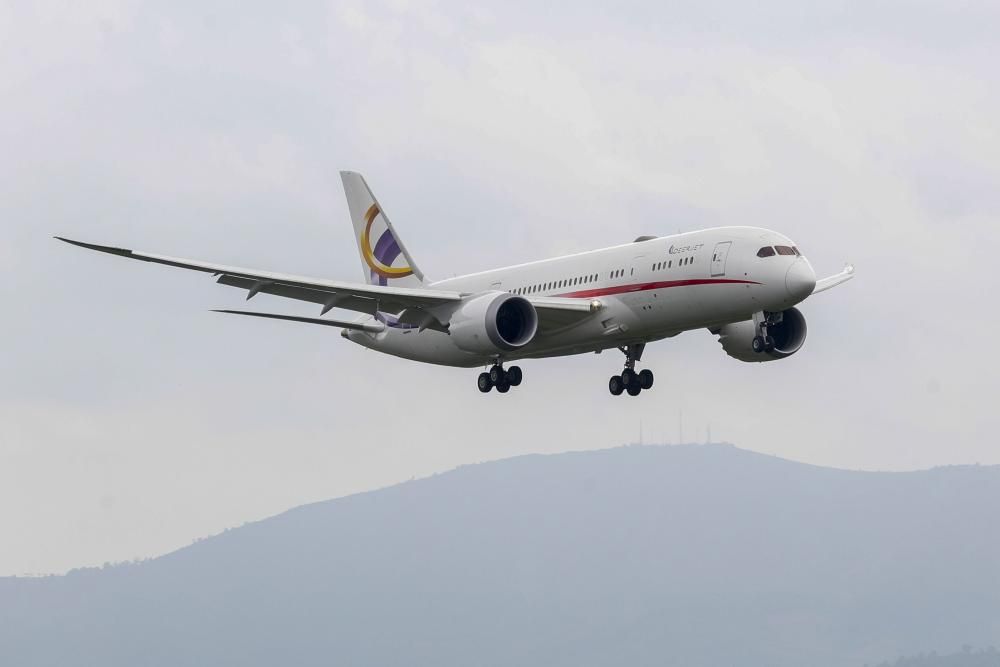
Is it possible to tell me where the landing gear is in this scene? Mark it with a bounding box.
[608,343,653,397]
[477,363,523,394]
[752,312,781,354]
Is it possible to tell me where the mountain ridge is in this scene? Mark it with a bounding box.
[3,443,998,667]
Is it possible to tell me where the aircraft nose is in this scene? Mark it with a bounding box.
[785,259,816,301]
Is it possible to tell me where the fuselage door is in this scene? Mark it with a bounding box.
[711,241,732,277]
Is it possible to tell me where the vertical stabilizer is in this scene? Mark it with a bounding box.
[340,171,426,287]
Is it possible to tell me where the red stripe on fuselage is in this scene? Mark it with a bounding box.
[556,278,759,299]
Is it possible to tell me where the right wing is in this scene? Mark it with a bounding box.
[57,237,604,333]
[56,237,463,316]
[812,263,855,295]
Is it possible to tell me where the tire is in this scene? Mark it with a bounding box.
[489,366,503,384]
[506,365,522,387]
[496,381,511,393]
[752,336,765,353]
[639,369,654,390]
[764,335,776,352]
[609,375,624,396]
[621,368,637,388]
[626,383,642,396]
[477,372,492,393]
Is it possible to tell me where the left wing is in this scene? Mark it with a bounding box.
[812,263,856,295]
[56,237,463,316]
[526,295,603,334]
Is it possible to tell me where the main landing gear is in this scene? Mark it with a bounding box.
[751,311,781,354]
[477,362,523,394]
[608,343,654,397]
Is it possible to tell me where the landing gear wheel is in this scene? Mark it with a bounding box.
[752,336,765,354]
[764,336,776,352]
[609,375,624,396]
[621,368,637,388]
[496,380,511,393]
[626,383,642,396]
[477,372,492,393]
[489,365,503,384]
[506,365,522,387]
[639,369,654,390]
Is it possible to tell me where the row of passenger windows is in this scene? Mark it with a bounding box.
[757,245,800,258]
[510,254,700,296]
[653,256,694,271]
[511,273,599,295]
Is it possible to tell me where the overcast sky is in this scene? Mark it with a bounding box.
[2,1,999,576]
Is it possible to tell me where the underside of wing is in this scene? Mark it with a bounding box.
[528,296,603,334]
[56,237,463,316]
[812,263,856,295]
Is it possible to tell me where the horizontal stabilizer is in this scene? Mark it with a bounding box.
[211,309,385,333]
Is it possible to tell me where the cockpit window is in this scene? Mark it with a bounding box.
[775,245,796,256]
[792,246,801,256]
[757,246,776,258]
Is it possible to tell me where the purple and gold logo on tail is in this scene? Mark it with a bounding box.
[360,204,413,286]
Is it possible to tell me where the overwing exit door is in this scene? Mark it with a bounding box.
[711,241,732,277]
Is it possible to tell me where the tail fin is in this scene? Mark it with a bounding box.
[340,171,425,287]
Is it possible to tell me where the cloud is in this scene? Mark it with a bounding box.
[1,0,998,574]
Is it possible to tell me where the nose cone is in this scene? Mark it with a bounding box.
[785,259,816,301]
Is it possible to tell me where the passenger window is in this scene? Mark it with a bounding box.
[757,246,776,258]
[775,245,795,256]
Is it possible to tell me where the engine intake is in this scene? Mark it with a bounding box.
[716,307,808,362]
[450,292,539,355]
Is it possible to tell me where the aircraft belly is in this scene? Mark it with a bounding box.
[347,282,758,366]
[347,327,487,368]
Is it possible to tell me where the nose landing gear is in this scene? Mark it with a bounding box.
[477,362,523,394]
[752,311,781,354]
[608,344,654,397]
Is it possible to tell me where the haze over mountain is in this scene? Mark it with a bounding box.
[3,444,998,667]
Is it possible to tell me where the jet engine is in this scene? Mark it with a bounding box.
[449,292,539,355]
[715,307,807,362]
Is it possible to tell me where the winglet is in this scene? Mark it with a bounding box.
[55,236,135,258]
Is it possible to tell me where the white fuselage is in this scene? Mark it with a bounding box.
[345,226,816,367]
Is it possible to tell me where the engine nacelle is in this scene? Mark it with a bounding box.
[449,292,539,356]
[716,307,808,362]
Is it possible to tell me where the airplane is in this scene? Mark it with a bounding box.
[57,171,854,396]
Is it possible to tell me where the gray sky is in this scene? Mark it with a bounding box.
[2,0,999,576]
